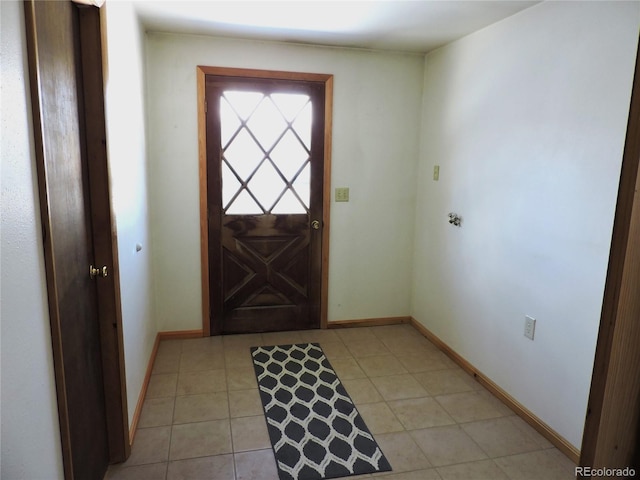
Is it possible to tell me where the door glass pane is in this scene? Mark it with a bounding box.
[226,189,262,215]
[220,96,242,147]
[270,130,309,180]
[292,102,312,149]
[272,93,310,122]
[292,162,310,209]
[222,90,312,214]
[248,161,286,212]
[272,189,306,214]
[222,163,241,210]
[223,91,263,120]
[224,128,264,181]
[246,97,287,151]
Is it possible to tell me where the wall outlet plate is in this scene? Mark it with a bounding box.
[335,187,349,202]
[524,315,536,340]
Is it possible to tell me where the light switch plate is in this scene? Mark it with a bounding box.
[524,315,536,340]
[433,165,440,181]
[335,187,349,202]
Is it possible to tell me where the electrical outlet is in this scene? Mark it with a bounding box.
[335,187,349,202]
[524,315,536,340]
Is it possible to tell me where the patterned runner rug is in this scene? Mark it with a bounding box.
[251,343,392,480]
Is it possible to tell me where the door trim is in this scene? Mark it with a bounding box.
[579,38,640,469]
[24,1,130,475]
[197,66,333,335]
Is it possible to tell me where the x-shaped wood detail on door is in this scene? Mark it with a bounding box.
[222,234,310,309]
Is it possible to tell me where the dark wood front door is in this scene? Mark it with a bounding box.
[24,1,128,478]
[206,75,327,334]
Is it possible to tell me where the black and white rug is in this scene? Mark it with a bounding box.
[251,343,392,480]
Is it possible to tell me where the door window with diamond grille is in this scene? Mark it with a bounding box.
[205,74,328,335]
[221,90,311,215]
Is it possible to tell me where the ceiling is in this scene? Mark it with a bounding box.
[133,1,541,54]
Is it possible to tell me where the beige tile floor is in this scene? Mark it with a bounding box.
[105,325,577,480]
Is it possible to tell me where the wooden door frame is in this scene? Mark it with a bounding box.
[197,66,333,336]
[580,38,640,470]
[24,1,130,476]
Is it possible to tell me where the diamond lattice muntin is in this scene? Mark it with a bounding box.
[221,91,312,215]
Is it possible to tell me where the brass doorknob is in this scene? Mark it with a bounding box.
[90,265,108,279]
[311,220,320,230]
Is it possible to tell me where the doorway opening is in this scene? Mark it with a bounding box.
[198,67,333,335]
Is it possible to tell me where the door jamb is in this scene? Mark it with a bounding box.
[579,38,640,469]
[197,66,333,336]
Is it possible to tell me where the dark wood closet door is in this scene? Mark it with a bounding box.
[24,1,113,478]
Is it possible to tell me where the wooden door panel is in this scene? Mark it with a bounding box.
[24,1,111,478]
[223,238,309,307]
[221,214,312,332]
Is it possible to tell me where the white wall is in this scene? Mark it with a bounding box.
[412,1,639,449]
[102,2,157,425]
[3,2,633,470]
[0,1,64,478]
[145,34,424,331]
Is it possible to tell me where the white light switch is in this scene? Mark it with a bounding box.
[524,315,536,340]
[433,165,440,181]
[335,187,349,202]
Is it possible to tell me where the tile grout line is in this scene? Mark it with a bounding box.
[111,329,574,479]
